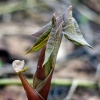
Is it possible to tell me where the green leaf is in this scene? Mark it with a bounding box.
[42,14,56,65]
[63,17,94,49]
[51,21,63,67]
[43,46,54,66]
[26,26,52,54]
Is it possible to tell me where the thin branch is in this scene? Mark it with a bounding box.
[0,78,98,88]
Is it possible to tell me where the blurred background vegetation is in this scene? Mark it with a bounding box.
[0,0,100,100]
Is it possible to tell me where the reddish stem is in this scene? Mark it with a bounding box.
[36,46,46,80]
[18,73,43,100]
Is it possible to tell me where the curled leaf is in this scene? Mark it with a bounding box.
[43,14,56,65]
[43,46,54,66]
[33,46,47,89]
[36,46,47,80]
[29,6,73,39]
[63,17,93,49]
[51,21,63,67]
[33,46,52,88]
[26,26,52,54]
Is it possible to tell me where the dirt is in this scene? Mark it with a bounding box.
[0,85,27,100]
[54,59,95,80]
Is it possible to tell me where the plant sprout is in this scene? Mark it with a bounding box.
[12,5,93,100]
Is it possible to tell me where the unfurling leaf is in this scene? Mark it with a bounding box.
[43,14,56,66]
[36,46,47,80]
[51,21,63,67]
[36,68,54,100]
[26,26,52,54]
[63,17,93,49]
[43,46,54,66]
[12,5,94,100]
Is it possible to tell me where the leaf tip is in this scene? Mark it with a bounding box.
[52,13,56,18]
[88,45,94,50]
[52,13,56,27]
[25,52,28,55]
[25,50,32,55]
[69,5,73,11]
